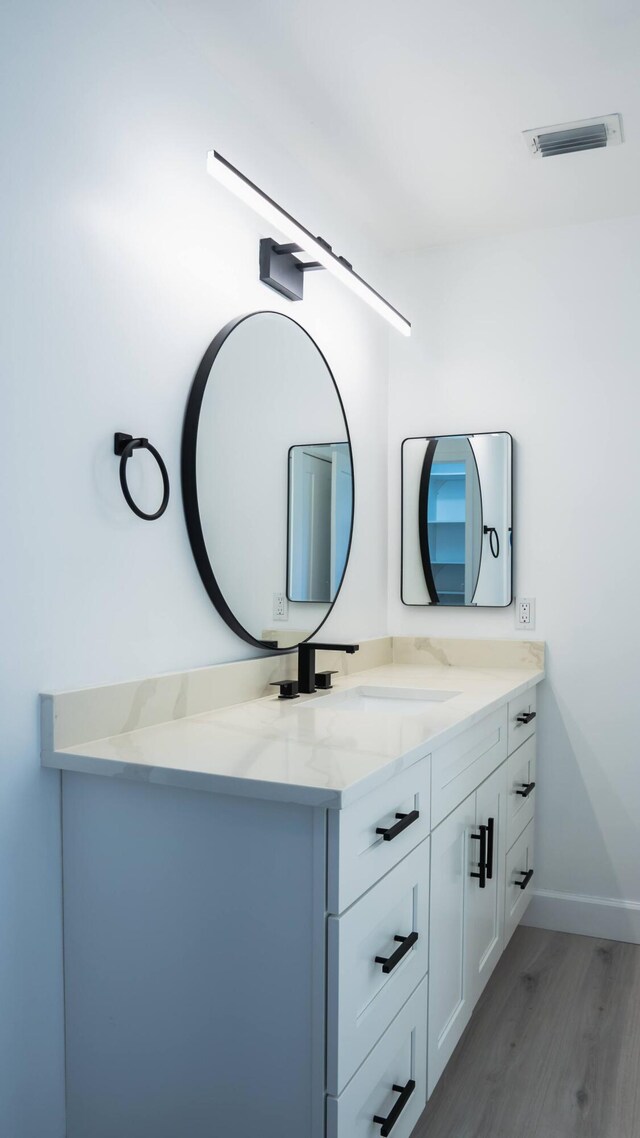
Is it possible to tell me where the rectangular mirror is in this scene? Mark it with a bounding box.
[287,442,352,603]
[402,432,512,607]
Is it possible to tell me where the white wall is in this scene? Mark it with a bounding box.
[390,214,640,939]
[0,3,389,1134]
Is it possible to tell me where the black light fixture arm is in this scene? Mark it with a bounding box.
[210,151,411,332]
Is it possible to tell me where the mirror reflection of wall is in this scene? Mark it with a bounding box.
[402,432,512,607]
[287,443,352,603]
[182,312,354,649]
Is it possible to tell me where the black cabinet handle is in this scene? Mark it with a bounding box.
[516,711,536,725]
[486,817,495,880]
[470,825,488,888]
[516,868,534,891]
[376,810,419,842]
[516,781,536,798]
[375,932,418,975]
[373,1079,416,1136]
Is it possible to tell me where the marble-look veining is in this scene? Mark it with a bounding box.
[42,640,544,809]
[44,637,393,752]
[393,637,544,671]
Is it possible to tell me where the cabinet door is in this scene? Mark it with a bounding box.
[328,757,431,914]
[505,819,535,946]
[327,839,429,1095]
[327,979,428,1138]
[428,792,476,1096]
[506,734,536,850]
[465,762,507,1006]
[507,689,537,754]
[431,706,507,827]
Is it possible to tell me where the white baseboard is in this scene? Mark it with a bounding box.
[522,889,640,945]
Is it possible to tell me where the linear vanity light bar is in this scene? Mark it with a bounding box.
[207,150,411,336]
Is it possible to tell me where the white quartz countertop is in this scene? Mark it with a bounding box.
[43,659,544,808]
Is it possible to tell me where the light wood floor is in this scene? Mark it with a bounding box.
[414,926,640,1138]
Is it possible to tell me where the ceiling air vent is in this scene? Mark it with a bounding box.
[523,114,623,158]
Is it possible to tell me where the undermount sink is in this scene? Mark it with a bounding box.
[304,685,460,715]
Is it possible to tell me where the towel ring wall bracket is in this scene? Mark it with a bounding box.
[114,432,170,521]
[483,524,500,559]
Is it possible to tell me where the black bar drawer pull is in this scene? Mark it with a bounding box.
[470,825,488,888]
[516,868,534,891]
[516,781,536,798]
[486,817,495,880]
[375,932,419,974]
[373,1078,416,1135]
[516,711,536,725]
[376,809,419,842]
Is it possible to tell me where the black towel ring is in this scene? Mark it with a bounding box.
[483,525,500,558]
[114,432,170,521]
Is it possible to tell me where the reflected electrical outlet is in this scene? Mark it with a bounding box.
[272,592,288,621]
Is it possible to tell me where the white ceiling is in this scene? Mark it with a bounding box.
[157,0,640,249]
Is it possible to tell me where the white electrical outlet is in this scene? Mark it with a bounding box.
[516,597,536,630]
[272,592,288,621]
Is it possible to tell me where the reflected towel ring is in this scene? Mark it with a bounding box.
[483,525,500,558]
[114,432,170,521]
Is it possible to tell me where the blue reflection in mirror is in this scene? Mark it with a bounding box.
[426,438,482,605]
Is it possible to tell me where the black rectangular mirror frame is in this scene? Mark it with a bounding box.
[400,431,514,609]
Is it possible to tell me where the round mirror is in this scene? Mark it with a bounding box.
[182,312,354,650]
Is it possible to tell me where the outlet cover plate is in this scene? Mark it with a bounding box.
[272,592,288,621]
[516,597,536,630]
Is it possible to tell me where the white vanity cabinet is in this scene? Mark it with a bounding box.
[54,679,540,1138]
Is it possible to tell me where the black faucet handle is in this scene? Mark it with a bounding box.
[314,670,338,690]
[269,680,299,700]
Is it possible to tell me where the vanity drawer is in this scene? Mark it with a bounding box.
[327,839,429,1096]
[505,819,535,945]
[326,977,428,1138]
[328,757,431,914]
[507,689,537,755]
[506,734,536,850]
[431,706,508,827]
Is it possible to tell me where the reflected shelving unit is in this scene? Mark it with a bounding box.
[427,463,466,605]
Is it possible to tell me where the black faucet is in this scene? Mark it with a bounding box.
[297,642,360,694]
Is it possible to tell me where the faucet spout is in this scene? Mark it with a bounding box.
[297,642,360,694]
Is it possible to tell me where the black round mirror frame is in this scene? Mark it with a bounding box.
[181,311,355,652]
